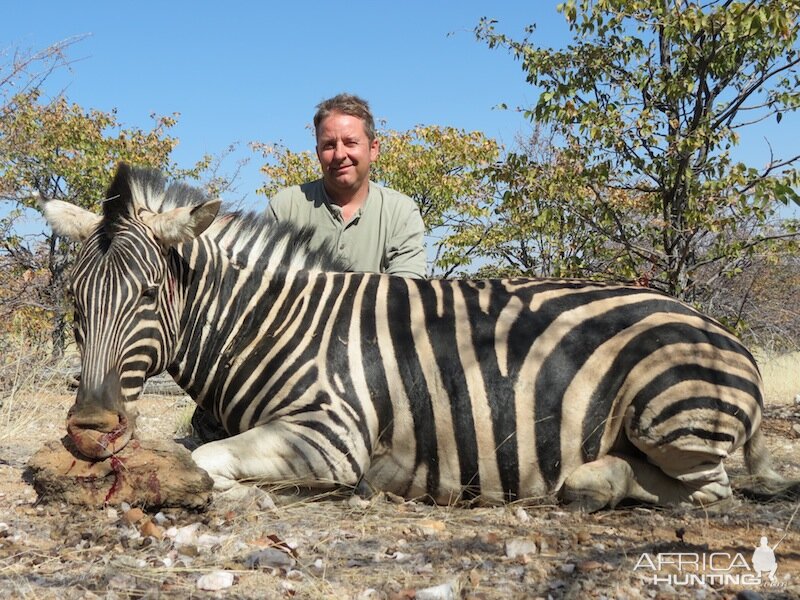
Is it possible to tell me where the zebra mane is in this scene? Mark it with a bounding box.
[103,163,210,218]
[106,163,348,273]
[204,211,350,274]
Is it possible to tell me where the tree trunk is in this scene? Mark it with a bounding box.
[47,233,71,359]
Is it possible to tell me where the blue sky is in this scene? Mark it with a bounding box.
[2,1,797,217]
[2,1,570,209]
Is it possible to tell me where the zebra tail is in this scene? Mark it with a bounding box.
[740,428,800,500]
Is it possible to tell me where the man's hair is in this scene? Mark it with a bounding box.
[314,93,377,142]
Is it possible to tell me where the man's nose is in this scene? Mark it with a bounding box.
[332,141,347,160]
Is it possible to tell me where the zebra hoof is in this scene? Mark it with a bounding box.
[560,489,613,513]
[216,483,276,509]
[354,478,375,499]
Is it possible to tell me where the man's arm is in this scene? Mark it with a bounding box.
[385,200,427,279]
[266,187,294,221]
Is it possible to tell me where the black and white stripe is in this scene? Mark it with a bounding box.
[49,165,792,509]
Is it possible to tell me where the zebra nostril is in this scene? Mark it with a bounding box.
[66,408,133,459]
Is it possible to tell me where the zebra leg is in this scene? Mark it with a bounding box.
[560,453,731,512]
[191,421,365,492]
[190,406,229,443]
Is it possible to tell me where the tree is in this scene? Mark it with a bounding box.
[0,90,207,357]
[476,0,800,300]
[460,126,626,279]
[254,125,500,276]
[704,240,800,351]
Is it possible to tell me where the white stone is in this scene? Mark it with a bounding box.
[505,538,537,558]
[415,581,458,600]
[196,570,234,591]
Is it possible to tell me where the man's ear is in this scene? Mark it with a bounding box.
[369,137,380,161]
[141,199,222,247]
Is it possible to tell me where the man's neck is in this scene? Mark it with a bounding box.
[324,181,370,221]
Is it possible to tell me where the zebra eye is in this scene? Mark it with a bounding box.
[141,286,159,302]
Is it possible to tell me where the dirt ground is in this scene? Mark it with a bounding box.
[1,385,800,599]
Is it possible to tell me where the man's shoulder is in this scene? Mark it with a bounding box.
[272,180,324,203]
[269,181,327,218]
[370,183,419,214]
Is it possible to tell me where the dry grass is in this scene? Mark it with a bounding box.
[0,349,76,445]
[757,350,800,406]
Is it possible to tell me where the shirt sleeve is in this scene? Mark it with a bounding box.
[385,199,427,279]
[266,187,292,222]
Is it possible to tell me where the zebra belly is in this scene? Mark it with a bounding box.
[363,436,587,504]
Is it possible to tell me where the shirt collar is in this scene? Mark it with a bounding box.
[322,181,373,222]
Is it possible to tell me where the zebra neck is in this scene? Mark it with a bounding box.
[167,249,332,407]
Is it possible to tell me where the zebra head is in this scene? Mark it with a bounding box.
[41,163,220,458]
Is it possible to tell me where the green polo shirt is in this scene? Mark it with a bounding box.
[267,179,427,278]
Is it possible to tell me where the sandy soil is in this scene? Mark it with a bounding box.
[1,388,799,599]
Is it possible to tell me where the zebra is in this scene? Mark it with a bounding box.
[41,163,795,511]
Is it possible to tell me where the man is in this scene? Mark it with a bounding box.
[267,93,427,279]
[191,94,426,443]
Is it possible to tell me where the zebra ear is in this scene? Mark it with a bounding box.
[40,199,102,242]
[143,199,222,246]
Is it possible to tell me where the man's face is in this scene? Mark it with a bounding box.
[316,112,379,200]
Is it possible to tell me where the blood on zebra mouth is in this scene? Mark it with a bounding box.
[66,408,135,460]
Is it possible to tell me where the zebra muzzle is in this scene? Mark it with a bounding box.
[66,407,134,459]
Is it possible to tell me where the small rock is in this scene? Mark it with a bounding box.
[347,495,371,509]
[357,589,382,600]
[243,547,295,570]
[792,423,800,438]
[560,563,576,574]
[416,519,446,536]
[515,507,532,523]
[505,538,537,559]
[257,493,276,510]
[123,508,145,524]
[177,544,200,558]
[139,520,164,540]
[196,532,228,548]
[575,531,591,544]
[736,592,764,600]
[170,522,201,545]
[385,491,405,504]
[388,551,413,562]
[416,580,459,600]
[577,560,604,572]
[286,569,304,581]
[113,555,147,569]
[196,570,234,591]
[508,565,525,580]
